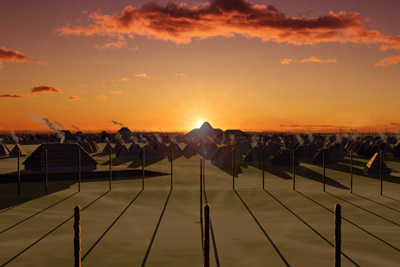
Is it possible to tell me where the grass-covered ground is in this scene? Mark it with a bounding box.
[1,142,400,266]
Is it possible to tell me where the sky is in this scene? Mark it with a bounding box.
[1,0,400,134]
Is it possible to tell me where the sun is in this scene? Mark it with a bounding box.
[197,120,205,128]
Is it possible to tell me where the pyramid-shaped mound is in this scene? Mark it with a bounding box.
[185,121,224,139]
[139,144,158,159]
[9,144,27,157]
[243,146,269,163]
[237,141,252,155]
[311,148,338,166]
[153,145,167,159]
[102,143,113,154]
[363,152,391,176]
[129,143,142,157]
[182,143,197,158]
[0,144,9,156]
[81,142,94,153]
[112,142,124,153]
[23,142,98,172]
[202,142,218,160]
[363,144,381,159]
[116,145,131,158]
[168,142,183,156]
[271,148,300,167]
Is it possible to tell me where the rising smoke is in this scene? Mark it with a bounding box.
[72,125,80,131]
[28,114,65,143]
[111,120,124,127]
[10,129,19,144]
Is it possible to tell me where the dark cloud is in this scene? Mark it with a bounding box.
[57,0,400,50]
[0,47,45,68]
[0,94,27,99]
[30,85,62,96]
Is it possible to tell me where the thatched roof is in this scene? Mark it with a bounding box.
[23,143,98,169]
[0,144,9,156]
[271,148,300,167]
[116,145,131,158]
[363,152,391,176]
[9,144,27,157]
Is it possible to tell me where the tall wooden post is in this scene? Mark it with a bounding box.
[262,148,265,189]
[171,148,173,189]
[142,147,145,190]
[18,150,20,196]
[203,156,205,191]
[109,147,112,191]
[380,150,383,196]
[334,203,341,267]
[293,149,296,190]
[350,150,353,193]
[232,147,235,189]
[45,149,48,194]
[74,205,81,267]
[200,159,203,224]
[323,148,326,192]
[203,203,210,267]
[78,149,81,192]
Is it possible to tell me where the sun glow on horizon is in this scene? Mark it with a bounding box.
[197,120,205,128]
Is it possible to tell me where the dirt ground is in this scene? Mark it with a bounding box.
[1,142,400,266]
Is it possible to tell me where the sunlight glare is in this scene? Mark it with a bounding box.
[197,120,205,128]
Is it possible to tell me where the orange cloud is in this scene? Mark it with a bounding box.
[134,73,148,78]
[29,85,62,96]
[56,0,400,50]
[119,77,130,81]
[67,96,79,100]
[77,84,85,87]
[0,94,27,99]
[300,56,337,63]
[96,94,107,100]
[0,47,45,68]
[175,73,187,77]
[281,58,293,65]
[110,90,121,94]
[374,55,400,67]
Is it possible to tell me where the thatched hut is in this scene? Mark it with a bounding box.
[23,143,98,172]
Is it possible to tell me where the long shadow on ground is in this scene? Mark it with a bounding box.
[234,189,290,267]
[262,189,360,266]
[296,191,400,254]
[0,170,167,210]
[0,191,110,267]
[211,159,242,178]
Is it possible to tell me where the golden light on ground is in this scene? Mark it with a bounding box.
[197,120,205,128]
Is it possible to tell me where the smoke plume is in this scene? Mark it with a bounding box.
[72,125,80,131]
[111,120,124,127]
[10,129,19,144]
[28,114,65,143]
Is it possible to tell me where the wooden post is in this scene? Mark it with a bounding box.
[142,147,145,190]
[380,150,383,196]
[171,148,173,189]
[350,150,353,193]
[334,203,341,267]
[18,150,20,196]
[232,147,235,189]
[323,148,326,192]
[293,149,295,190]
[203,156,205,191]
[74,205,81,267]
[109,147,112,191]
[45,149,48,194]
[200,159,203,224]
[78,149,81,192]
[262,148,265,190]
[203,203,210,267]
